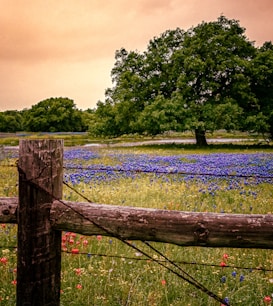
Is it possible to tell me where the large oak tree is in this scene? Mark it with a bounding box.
[91,16,272,145]
[173,16,257,145]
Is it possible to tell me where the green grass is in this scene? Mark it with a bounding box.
[0,146,273,305]
[64,176,272,215]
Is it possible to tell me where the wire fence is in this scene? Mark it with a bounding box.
[1,163,273,180]
[1,149,273,305]
[1,239,273,273]
[63,165,273,180]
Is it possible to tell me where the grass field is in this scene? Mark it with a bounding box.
[0,143,273,305]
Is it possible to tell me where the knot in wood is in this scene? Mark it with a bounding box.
[194,223,209,244]
[2,209,10,215]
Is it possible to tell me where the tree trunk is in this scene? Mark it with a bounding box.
[195,128,208,146]
[269,114,273,140]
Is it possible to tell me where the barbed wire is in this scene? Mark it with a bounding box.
[63,180,94,203]
[15,162,232,306]
[0,164,17,168]
[1,153,272,305]
[65,165,273,180]
[61,249,273,272]
[62,181,229,304]
[1,163,273,180]
[0,245,17,250]
[0,244,272,273]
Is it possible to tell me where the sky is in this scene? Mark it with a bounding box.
[0,0,272,112]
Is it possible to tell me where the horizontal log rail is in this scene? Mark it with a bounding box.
[1,197,273,249]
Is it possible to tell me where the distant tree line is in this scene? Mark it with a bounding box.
[0,97,91,133]
[0,16,272,146]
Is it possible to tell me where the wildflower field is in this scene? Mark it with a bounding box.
[0,145,273,305]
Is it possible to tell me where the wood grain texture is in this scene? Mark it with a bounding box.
[51,200,273,249]
[17,140,63,306]
[1,196,273,249]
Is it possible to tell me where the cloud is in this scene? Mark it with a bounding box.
[0,0,272,111]
[2,0,271,63]
[0,1,132,62]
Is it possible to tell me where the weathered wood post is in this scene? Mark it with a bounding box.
[17,139,63,306]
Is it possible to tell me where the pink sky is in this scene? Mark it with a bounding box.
[0,0,272,111]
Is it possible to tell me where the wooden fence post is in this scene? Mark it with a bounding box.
[17,139,63,306]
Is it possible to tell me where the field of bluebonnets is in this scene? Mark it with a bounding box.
[0,144,273,305]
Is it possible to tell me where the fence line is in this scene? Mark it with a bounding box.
[15,140,229,305]
[0,242,272,272]
[45,192,229,304]
[1,196,273,249]
[1,159,273,181]
[61,249,273,272]
[63,165,273,180]
[0,140,273,305]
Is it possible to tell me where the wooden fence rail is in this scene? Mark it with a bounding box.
[0,139,272,305]
[1,197,273,249]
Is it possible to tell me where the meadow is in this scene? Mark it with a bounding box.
[0,144,273,305]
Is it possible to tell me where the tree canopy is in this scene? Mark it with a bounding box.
[23,97,86,132]
[249,42,273,137]
[91,16,273,145]
[0,110,23,132]
[0,97,88,133]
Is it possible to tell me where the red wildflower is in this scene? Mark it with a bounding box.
[71,248,79,254]
[222,253,229,260]
[11,280,17,285]
[264,296,272,304]
[76,284,82,289]
[97,235,102,241]
[0,257,8,265]
[220,261,227,267]
[83,239,88,246]
[75,268,82,275]
[161,279,166,286]
[69,238,74,244]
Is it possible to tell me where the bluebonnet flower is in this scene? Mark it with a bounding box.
[63,150,273,188]
[221,276,227,283]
